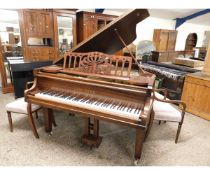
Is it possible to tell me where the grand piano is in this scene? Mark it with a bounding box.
[25,9,156,162]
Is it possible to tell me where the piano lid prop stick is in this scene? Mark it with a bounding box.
[114,28,145,74]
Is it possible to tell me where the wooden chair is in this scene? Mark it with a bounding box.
[152,89,186,143]
[6,97,41,132]
[5,81,56,133]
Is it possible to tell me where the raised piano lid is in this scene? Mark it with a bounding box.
[54,9,149,64]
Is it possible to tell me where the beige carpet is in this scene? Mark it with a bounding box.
[0,91,210,166]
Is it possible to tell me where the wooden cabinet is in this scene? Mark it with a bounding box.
[167,31,177,51]
[23,10,53,38]
[39,11,53,37]
[19,9,55,61]
[24,10,39,37]
[25,47,55,62]
[181,72,210,120]
[153,29,177,52]
[24,10,53,38]
[76,11,117,44]
[152,51,178,63]
[152,29,178,62]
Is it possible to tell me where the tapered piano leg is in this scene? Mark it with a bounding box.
[145,109,154,141]
[84,118,91,136]
[43,108,53,134]
[135,127,146,161]
[82,118,102,148]
[27,103,39,138]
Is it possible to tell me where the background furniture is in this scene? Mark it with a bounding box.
[153,89,186,143]
[173,57,204,68]
[152,29,178,62]
[1,9,77,94]
[141,61,199,100]
[151,51,178,62]
[76,11,117,44]
[19,9,77,62]
[182,42,210,120]
[181,72,210,120]
[153,29,177,52]
[19,9,55,62]
[9,60,52,98]
[185,33,197,50]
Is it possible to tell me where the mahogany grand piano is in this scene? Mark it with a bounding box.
[25,9,156,161]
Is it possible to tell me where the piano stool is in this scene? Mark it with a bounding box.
[6,97,41,132]
[5,97,41,132]
[152,90,186,143]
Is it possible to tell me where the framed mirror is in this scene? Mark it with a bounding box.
[53,10,77,59]
[0,9,23,93]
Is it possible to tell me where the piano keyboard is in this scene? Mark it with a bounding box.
[35,90,142,120]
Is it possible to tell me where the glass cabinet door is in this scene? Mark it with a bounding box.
[57,15,74,58]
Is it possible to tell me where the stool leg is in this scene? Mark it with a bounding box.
[175,123,182,144]
[27,103,39,138]
[35,111,39,119]
[7,111,13,132]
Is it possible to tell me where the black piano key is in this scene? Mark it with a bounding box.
[127,104,131,112]
[96,99,103,105]
[111,101,118,108]
[106,99,112,107]
[86,97,93,104]
[120,102,126,111]
[122,103,128,111]
[89,98,95,104]
[101,99,108,107]
[113,101,119,109]
[134,105,138,114]
[117,102,123,110]
[129,104,134,113]
[42,89,51,94]
[97,99,104,105]
[137,105,142,114]
[81,96,90,102]
[94,98,99,105]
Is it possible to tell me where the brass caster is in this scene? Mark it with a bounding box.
[48,131,53,136]
[133,159,139,166]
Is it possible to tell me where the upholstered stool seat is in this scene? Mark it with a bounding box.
[153,97,182,123]
[5,97,41,132]
[6,97,40,114]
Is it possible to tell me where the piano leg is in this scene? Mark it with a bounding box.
[144,109,154,141]
[43,108,53,134]
[135,127,146,160]
[82,118,102,148]
[27,103,39,138]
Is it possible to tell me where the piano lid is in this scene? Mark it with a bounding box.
[54,9,149,64]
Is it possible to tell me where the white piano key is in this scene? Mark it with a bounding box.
[35,92,141,120]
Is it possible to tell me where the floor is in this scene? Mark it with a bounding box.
[0,91,210,166]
